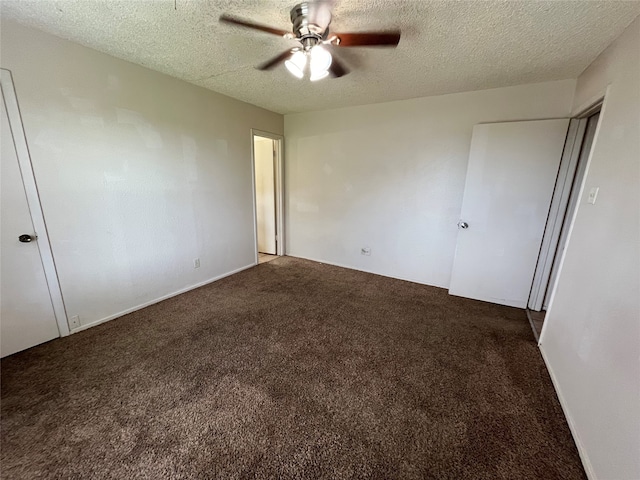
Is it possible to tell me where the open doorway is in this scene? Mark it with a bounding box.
[252,130,284,265]
[527,105,602,340]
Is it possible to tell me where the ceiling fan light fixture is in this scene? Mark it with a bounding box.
[285,50,306,79]
[221,2,401,81]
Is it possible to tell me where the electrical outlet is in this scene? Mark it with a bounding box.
[588,187,599,205]
[193,258,201,269]
[361,247,371,256]
[69,315,80,329]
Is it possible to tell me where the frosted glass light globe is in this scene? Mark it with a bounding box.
[285,51,306,79]
[309,46,332,80]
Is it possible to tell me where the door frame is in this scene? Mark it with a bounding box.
[527,119,587,311]
[250,129,284,263]
[528,99,604,312]
[1,69,70,336]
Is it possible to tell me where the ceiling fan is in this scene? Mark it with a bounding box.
[219,2,401,81]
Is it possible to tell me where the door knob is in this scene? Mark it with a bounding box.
[457,221,469,229]
[18,234,37,243]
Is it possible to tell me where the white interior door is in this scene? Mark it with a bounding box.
[254,136,276,254]
[449,119,569,308]
[1,76,61,357]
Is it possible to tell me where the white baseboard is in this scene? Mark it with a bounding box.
[538,345,595,480]
[287,253,448,290]
[70,263,256,334]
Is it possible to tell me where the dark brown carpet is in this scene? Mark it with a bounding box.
[1,256,585,479]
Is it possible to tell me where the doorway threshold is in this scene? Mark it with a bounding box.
[258,253,278,264]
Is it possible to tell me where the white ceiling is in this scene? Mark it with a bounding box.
[2,0,639,114]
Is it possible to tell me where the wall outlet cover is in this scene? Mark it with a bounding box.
[361,247,371,256]
[193,258,201,268]
[69,315,80,329]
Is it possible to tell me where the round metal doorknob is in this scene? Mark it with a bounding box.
[458,221,469,229]
[18,234,37,243]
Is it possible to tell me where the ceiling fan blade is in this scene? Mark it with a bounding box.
[334,31,401,47]
[219,14,290,37]
[329,56,349,78]
[257,50,294,71]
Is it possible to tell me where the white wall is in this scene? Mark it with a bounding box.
[284,80,575,287]
[0,21,283,329]
[540,17,640,480]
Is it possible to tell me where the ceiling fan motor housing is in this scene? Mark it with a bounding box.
[290,2,330,49]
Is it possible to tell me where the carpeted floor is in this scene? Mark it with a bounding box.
[1,256,585,479]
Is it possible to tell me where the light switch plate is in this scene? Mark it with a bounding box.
[588,187,599,205]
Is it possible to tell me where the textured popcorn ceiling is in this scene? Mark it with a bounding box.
[2,0,639,114]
